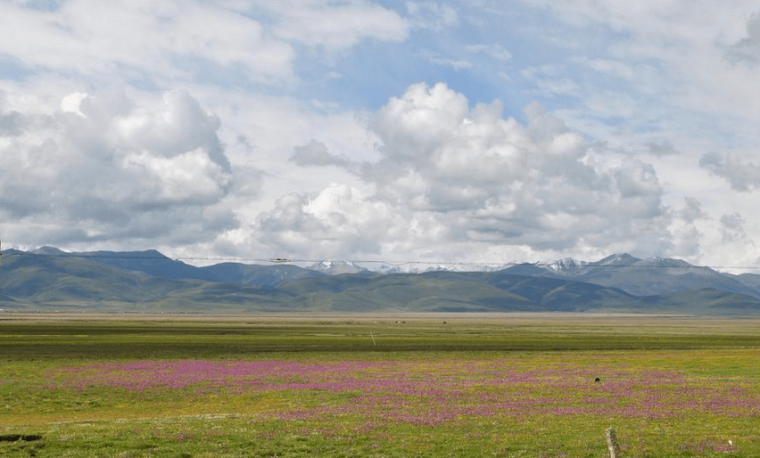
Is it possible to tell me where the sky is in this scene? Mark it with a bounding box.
[0,0,759,271]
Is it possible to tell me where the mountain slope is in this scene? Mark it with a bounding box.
[279,271,544,312]
[3,251,187,306]
[64,248,204,280]
[200,263,324,287]
[27,248,325,286]
[632,289,760,315]
[1,248,759,315]
[486,271,637,311]
[0,251,288,312]
[538,254,760,299]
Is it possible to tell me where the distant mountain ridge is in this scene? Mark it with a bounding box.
[25,246,326,286]
[1,247,759,315]
[532,254,760,299]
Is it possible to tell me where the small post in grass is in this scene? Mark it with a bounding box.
[605,427,621,458]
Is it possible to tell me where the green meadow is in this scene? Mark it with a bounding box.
[0,314,758,457]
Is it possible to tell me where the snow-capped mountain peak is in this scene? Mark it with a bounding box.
[545,257,587,272]
[307,260,367,275]
[593,253,641,267]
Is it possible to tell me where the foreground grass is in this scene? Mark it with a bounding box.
[0,314,758,457]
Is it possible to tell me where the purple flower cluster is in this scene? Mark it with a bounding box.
[53,360,392,391]
[49,359,760,425]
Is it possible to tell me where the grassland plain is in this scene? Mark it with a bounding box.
[0,313,758,457]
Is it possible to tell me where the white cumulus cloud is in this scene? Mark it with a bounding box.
[257,184,400,259]
[0,89,235,248]
[264,82,675,261]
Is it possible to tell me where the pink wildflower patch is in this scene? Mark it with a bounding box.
[48,359,760,425]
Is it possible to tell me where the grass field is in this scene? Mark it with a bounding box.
[0,313,758,457]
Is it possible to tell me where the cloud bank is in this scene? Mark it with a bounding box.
[0,0,758,272]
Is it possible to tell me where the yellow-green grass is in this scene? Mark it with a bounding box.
[1,314,758,457]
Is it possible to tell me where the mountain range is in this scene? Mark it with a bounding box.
[1,247,759,316]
